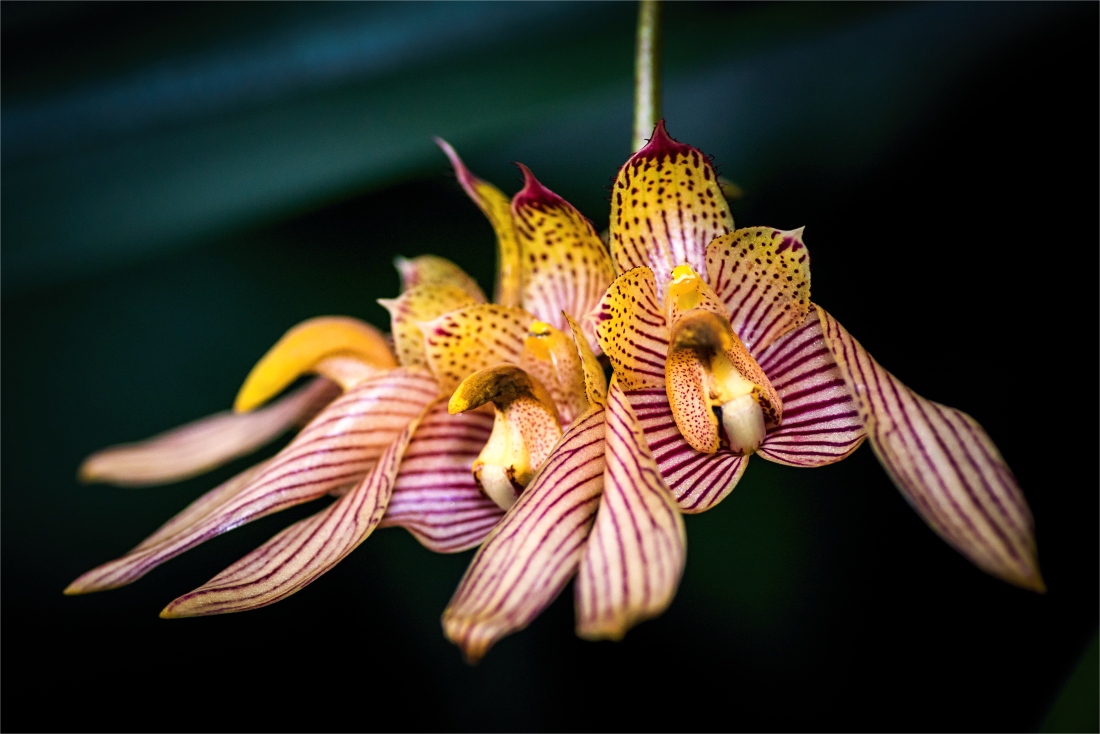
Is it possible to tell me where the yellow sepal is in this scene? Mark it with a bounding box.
[234,316,395,413]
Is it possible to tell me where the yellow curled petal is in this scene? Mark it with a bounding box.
[435,138,522,307]
[519,320,588,426]
[609,120,734,300]
[449,364,562,510]
[394,254,487,302]
[234,316,396,413]
[706,226,811,355]
[594,267,669,390]
[511,164,614,331]
[565,312,607,408]
[421,304,535,394]
[378,284,480,368]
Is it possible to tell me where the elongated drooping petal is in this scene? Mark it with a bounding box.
[576,381,686,640]
[595,267,669,390]
[234,317,396,413]
[755,311,865,467]
[816,306,1043,591]
[435,138,522,307]
[379,284,481,368]
[706,227,812,355]
[512,165,614,333]
[609,120,733,299]
[78,378,339,487]
[65,369,438,594]
[394,254,487,302]
[162,411,424,617]
[421,304,534,393]
[565,312,607,408]
[626,388,748,513]
[381,401,502,553]
[443,408,606,663]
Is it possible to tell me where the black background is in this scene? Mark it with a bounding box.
[3,3,1096,732]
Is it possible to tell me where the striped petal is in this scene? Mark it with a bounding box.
[436,138,521,307]
[609,120,733,300]
[816,306,1043,591]
[756,311,865,467]
[380,402,502,553]
[78,378,339,487]
[706,227,812,356]
[575,380,686,640]
[394,254,487,302]
[234,316,396,413]
[65,369,438,595]
[626,388,748,513]
[594,267,669,390]
[378,284,481,369]
[161,411,424,617]
[443,408,606,663]
[512,165,614,332]
[421,304,534,393]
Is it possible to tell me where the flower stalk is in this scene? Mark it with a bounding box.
[632,0,662,152]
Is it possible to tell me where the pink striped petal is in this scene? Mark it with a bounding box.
[443,407,606,663]
[161,412,422,617]
[705,227,811,355]
[65,368,438,595]
[755,312,866,467]
[816,306,1043,591]
[575,381,686,640]
[77,378,340,487]
[380,401,504,553]
[511,165,614,332]
[626,387,748,513]
[609,120,733,301]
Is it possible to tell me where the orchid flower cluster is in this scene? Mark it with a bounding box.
[71,121,1041,662]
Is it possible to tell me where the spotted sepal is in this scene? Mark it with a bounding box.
[706,227,811,356]
[609,120,733,300]
[512,165,614,333]
[379,284,481,368]
[420,304,535,394]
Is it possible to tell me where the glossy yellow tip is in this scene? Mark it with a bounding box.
[234,316,395,413]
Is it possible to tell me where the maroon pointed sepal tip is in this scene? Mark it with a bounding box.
[633,119,696,162]
[512,163,565,212]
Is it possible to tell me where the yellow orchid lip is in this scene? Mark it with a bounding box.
[450,364,562,510]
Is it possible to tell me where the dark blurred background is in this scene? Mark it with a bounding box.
[3,2,1096,731]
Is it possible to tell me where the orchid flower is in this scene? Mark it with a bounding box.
[441,121,1043,662]
[67,142,613,616]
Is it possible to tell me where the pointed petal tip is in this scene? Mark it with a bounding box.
[512,163,562,210]
[435,137,479,188]
[634,118,693,161]
[393,255,412,276]
[62,581,84,596]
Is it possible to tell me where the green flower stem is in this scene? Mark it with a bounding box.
[632,0,662,152]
